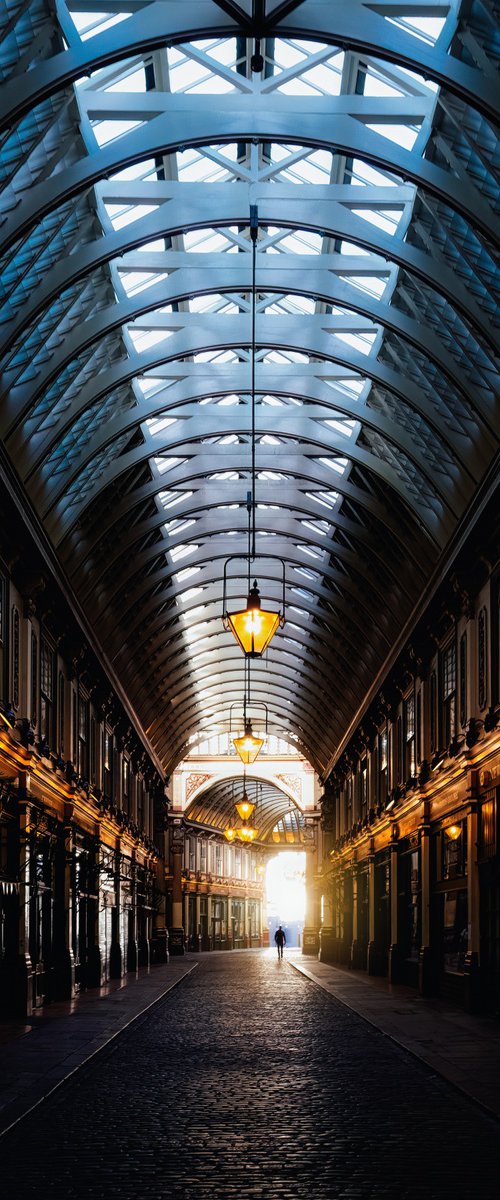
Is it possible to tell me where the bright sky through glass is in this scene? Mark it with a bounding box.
[266,852,306,926]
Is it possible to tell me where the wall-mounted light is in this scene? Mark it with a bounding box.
[444,823,462,841]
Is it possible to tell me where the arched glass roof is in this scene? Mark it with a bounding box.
[186,773,306,844]
[1,0,498,779]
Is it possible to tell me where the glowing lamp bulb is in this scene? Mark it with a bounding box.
[445,823,462,841]
[225,580,281,656]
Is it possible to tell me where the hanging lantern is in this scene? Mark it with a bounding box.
[224,827,237,842]
[235,791,255,821]
[226,580,281,657]
[233,719,264,764]
[240,823,258,842]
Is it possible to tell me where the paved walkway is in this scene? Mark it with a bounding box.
[0,958,196,1135]
[291,957,500,1119]
[0,950,499,1199]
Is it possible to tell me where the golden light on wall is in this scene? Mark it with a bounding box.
[444,823,462,841]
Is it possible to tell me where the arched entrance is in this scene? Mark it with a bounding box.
[266,851,306,948]
[168,736,322,953]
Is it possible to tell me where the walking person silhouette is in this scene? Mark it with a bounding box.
[274,925,286,959]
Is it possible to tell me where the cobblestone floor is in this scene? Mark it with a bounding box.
[1,952,498,1199]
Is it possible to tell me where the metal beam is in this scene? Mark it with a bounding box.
[1,102,497,258]
[1,1,495,129]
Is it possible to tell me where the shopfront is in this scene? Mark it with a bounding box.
[479,786,500,1013]
[372,852,391,976]
[432,818,468,1005]
[398,836,421,988]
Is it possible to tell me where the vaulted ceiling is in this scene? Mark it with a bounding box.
[1,0,498,780]
[187,774,306,844]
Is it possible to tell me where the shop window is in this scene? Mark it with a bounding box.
[90,716,96,783]
[442,822,466,879]
[103,728,113,799]
[404,693,415,781]
[58,671,65,754]
[232,899,244,940]
[78,696,89,779]
[478,606,487,711]
[234,846,241,878]
[415,689,422,766]
[31,630,38,727]
[400,846,421,961]
[0,574,5,704]
[137,778,145,829]
[334,876,344,940]
[344,775,352,829]
[40,639,54,745]
[443,891,468,974]
[72,690,77,763]
[200,841,207,873]
[408,849,420,958]
[459,633,467,728]
[11,606,19,709]
[441,642,456,749]
[396,715,403,784]
[122,757,130,814]
[215,843,222,876]
[248,900,258,938]
[379,728,388,803]
[360,759,368,818]
[495,581,500,706]
[429,670,437,753]
[479,791,497,861]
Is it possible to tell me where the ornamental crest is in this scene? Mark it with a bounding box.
[276,773,302,801]
[185,773,211,803]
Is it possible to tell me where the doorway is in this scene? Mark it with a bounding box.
[266,851,306,947]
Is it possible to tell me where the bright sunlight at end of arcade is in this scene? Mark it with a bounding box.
[266,851,306,947]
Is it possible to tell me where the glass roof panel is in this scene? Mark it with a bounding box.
[2,0,496,779]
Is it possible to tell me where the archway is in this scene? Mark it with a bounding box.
[266,851,306,949]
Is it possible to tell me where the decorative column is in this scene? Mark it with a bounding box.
[55,808,76,998]
[367,850,377,974]
[318,880,335,963]
[388,828,399,983]
[127,854,138,974]
[302,822,320,954]
[86,832,102,987]
[206,893,213,951]
[465,801,480,1011]
[11,777,33,1017]
[350,864,360,968]
[195,892,202,952]
[109,842,123,978]
[419,814,432,994]
[169,818,185,955]
[183,891,190,949]
[151,815,168,963]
